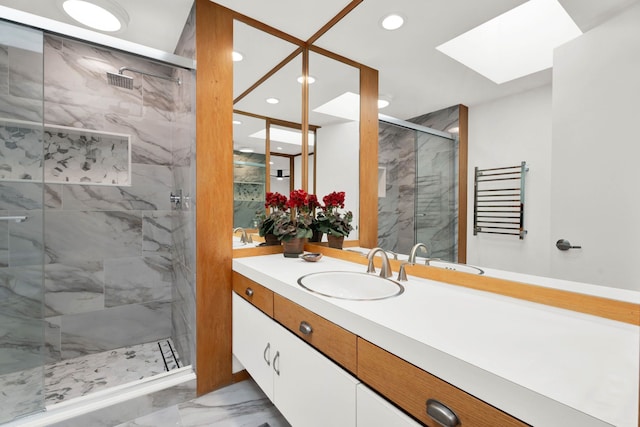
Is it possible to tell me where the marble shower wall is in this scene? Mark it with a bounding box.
[378,106,459,258]
[171,5,196,370]
[35,35,194,362]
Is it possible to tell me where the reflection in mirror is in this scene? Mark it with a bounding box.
[270,154,291,194]
[232,112,266,228]
[309,51,360,241]
[232,19,300,228]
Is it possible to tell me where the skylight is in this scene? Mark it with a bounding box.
[249,128,315,146]
[436,0,582,84]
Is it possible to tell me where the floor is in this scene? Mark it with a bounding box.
[116,380,290,427]
[45,339,181,405]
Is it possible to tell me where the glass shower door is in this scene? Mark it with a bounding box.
[415,131,457,261]
[0,20,45,423]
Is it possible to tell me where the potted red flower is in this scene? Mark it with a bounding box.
[273,189,314,257]
[257,191,288,246]
[317,191,353,249]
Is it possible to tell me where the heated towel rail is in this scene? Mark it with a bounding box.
[473,162,528,239]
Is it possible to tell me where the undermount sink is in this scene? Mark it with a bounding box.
[297,271,404,301]
[427,260,484,275]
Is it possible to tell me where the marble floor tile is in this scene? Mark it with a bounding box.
[120,379,289,427]
[45,339,180,405]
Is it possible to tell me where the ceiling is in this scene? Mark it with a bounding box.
[0,0,637,142]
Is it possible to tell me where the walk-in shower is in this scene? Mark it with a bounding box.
[377,110,459,261]
[0,16,196,425]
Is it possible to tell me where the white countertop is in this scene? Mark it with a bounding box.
[233,253,639,427]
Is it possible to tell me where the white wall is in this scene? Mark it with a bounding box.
[316,121,360,241]
[549,3,640,291]
[467,85,552,276]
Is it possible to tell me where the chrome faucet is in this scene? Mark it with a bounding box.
[233,227,252,244]
[366,247,392,278]
[408,243,429,264]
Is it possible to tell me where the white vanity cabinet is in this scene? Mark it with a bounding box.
[232,293,359,427]
[357,384,422,427]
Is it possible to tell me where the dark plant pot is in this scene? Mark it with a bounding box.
[264,233,280,246]
[327,234,345,250]
[282,237,305,257]
[309,230,323,243]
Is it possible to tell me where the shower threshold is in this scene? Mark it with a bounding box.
[45,339,182,405]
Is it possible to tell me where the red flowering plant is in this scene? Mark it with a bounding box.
[273,189,315,242]
[257,192,289,238]
[316,191,353,237]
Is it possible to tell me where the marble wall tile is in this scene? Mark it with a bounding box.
[61,164,172,211]
[0,312,44,374]
[171,210,195,273]
[8,46,43,101]
[0,45,9,95]
[0,124,43,181]
[0,211,7,267]
[44,316,61,363]
[44,261,104,317]
[60,301,171,358]
[0,93,42,122]
[172,119,194,167]
[104,255,172,307]
[171,260,194,367]
[0,366,44,424]
[0,182,45,210]
[43,210,142,264]
[7,209,45,266]
[174,5,195,61]
[0,265,42,318]
[143,211,173,255]
[143,74,176,120]
[105,113,173,165]
[44,37,144,118]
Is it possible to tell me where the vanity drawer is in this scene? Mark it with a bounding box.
[232,272,274,317]
[273,294,357,374]
[357,338,529,427]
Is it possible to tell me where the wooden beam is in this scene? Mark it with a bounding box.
[458,105,469,263]
[359,65,379,248]
[306,0,363,45]
[195,0,234,395]
[301,48,309,191]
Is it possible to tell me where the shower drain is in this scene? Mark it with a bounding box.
[158,339,181,371]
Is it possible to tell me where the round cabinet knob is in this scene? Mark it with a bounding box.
[426,399,460,427]
[245,288,254,297]
[299,321,313,335]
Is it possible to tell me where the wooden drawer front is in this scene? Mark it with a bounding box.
[357,338,529,427]
[232,272,274,317]
[273,294,357,374]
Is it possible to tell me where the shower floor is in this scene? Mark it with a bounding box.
[44,339,181,405]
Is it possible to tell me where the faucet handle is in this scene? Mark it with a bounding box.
[397,262,410,281]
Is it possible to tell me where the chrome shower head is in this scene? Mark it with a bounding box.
[107,71,134,90]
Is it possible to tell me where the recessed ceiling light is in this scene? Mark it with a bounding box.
[239,148,254,153]
[436,0,582,84]
[297,75,316,84]
[448,126,459,134]
[60,0,128,32]
[266,97,280,104]
[277,177,283,181]
[232,51,243,62]
[277,146,283,150]
[381,13,405,31]
[378,99,390,109]
[233,120,242,125]
[269,161,274,165]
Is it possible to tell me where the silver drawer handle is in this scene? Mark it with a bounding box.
[273,351,280,376]
[426,399,460,427]
[263,342,271,366]
[299,321,313,335]
[245,288,254,297]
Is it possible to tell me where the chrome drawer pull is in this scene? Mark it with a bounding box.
[299,321,313,335]
[426,399,460,427]
[245,288,254,297]
[263,342,271,366]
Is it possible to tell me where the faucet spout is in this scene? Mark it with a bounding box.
[366,247,393,278]
[409,243,429,264]
[233,227,252,244]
